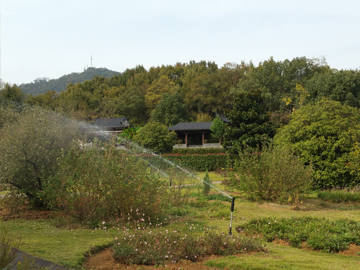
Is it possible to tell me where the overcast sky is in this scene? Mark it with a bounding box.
[1,0,360,85]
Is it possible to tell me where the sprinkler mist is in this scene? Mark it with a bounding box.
[84,130,236,236]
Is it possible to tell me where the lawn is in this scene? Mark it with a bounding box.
[3,192,360,269]
[2,171,360,269]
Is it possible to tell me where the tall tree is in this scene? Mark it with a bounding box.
[223,89,275,153]
[151,92,189,127]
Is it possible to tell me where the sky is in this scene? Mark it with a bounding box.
[1,0,360,85]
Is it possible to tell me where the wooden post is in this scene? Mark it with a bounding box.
[185,133,188,147]
[202,132,205,146]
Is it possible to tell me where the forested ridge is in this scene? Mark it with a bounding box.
[19,67,119,96]
[2,57,360,126]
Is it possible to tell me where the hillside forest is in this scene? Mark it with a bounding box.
[3,56,360,126]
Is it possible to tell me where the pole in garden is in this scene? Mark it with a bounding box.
[229,197,235,235]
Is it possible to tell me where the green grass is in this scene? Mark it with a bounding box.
[4,219,118,268]
[205,243,360,270]
[3,176,360,269]
[317,190,360,203]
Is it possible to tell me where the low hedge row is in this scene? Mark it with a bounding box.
[171,148,226,155]
[161,154,239,171]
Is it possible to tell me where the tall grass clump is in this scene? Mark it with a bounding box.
[317,189,360,203]
[45,145,168,225]
[229,143,312,204]
[0,223,21,270]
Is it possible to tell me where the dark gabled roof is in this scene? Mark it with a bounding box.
[92,117,130,128]
[169,122,212,131]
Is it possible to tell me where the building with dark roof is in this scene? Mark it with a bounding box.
[169,121,220,148]
[92,117,130,133]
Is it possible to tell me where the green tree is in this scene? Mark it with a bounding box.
[210,116,225,144]
[151,92,189,127]
[0,107,82,208]
[145,76,178,112]
[223,89,275,153]
[232,57,329,111]
[274,99,360,188]
[203,169,211,195]
[305,70,360,108]
[132,122,177,153]
[0,83,26,103]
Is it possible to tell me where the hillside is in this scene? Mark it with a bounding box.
[20,67,120,96]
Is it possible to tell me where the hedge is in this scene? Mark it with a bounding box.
[171,148,226,155]
[161,153,239,171]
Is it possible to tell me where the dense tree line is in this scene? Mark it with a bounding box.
[1,57,360,128]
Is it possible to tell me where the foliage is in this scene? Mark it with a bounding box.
[238,216,360,253]
[223,89,275,153]
[132,122,177,154]
[196,112,213,122]
[0,104,20,129]
[145,76,178,112]
[305,70,360,108]
[0,106,82,208]
[162,153,239,171]
[0,83,25,104]
[171,148,226,155]
[0,223,21,270]
[317,189,360,203]
[151,92,189,127]
[45,146,167,224]
[210,116,225,143]
[229,143,312,203]
[274,99,360,188]
[113,223,264,265]
[20,67,119,96]
[231,57,329,111]
[117,126,141,140]
[203,170,211,195]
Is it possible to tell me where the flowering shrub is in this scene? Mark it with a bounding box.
[45,146,168,224]
[113,222,264,265]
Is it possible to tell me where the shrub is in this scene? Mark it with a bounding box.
[0,106,82,209]
[317,189,360,203]
[0,223,21,270]
[171,148,226,155]
[161,153,239,171]
[274,99,360,188]
[229,143,312,203]
[113,223,264,265]
[203,170,211,195]
[132,122,177,154]
[45,146,168,224]
[238,217,360,253]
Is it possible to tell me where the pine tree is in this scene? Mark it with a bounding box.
[203,170,211,195]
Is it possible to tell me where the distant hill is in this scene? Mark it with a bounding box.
[20,67,120,96]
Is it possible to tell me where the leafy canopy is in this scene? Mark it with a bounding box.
[132,121,177,153]
[0,106,82,208]
[275,99,360,188]
[151,92,189,127]
[223,89,275,153]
